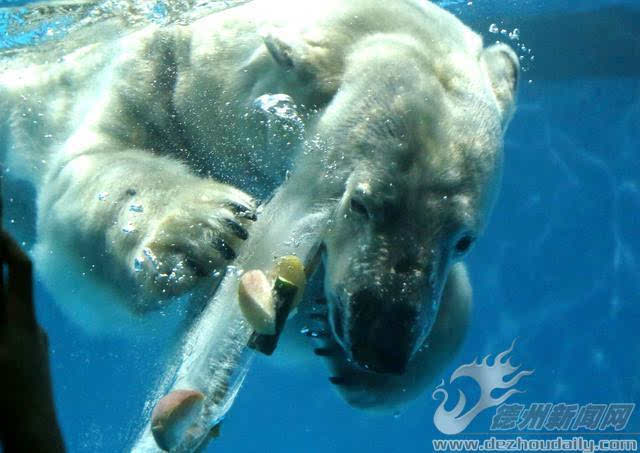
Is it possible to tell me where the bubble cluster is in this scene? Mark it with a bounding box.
[253,93,302,125]
[488,24,535,74]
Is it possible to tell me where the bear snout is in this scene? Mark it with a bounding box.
[346,289,422,375]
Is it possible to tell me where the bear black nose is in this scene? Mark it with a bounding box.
[347,289,417,375]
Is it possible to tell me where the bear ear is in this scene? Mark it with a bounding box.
[481,43,520,128]
[263,30,339,99]
[263,32,298,70]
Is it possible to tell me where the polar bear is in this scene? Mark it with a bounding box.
[0,0,518,410]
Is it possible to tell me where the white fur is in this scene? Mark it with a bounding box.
[1,0,517,409]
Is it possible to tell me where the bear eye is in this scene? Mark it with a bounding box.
[454,235,475,255]
[350,198,370,218]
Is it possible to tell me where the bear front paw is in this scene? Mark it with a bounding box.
[131,185,257,303]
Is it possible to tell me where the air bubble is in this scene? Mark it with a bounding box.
[488,24,499,34]
[508,28,520,40]
[226,265,243,277]
[143,247,158,270]
[254,94,300,122]
[122,222,136,233]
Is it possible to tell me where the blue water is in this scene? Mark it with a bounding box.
[2,0,639,451]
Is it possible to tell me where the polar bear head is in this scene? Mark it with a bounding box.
[264,1,519,375]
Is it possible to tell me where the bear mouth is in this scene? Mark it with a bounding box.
[317,249,417,375]
[323,291,413,375]
[327,294,347,350]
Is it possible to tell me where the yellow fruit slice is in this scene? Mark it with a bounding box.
[273,255,305,309]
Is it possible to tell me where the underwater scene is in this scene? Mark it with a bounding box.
[0,0,638,452]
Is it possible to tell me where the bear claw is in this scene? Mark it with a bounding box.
[227,201,257,221]
[314,346,339,357]
[224,218,249,240]
[212,238,236,260]
[329,376,347,385]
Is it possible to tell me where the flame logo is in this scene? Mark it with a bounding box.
[432,339,534,435]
